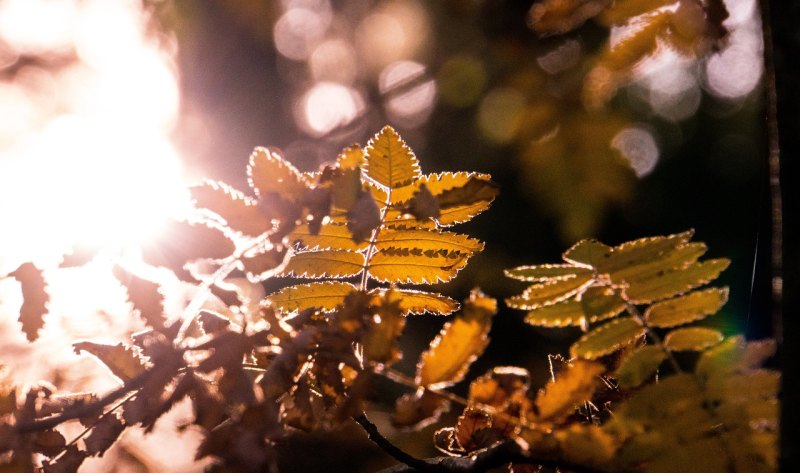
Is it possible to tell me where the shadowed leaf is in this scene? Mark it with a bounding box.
[616,345,666,389]
[267,281,357,314]
[84,413,124,457]
[391,390,449,429]
[112,266,165,331]
[248,147,308,201]
[73,342,146,383]
[10,262,48,342]
[190,180,273,236]
[535,360,604,423]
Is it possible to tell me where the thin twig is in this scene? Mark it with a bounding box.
[353,412,443,472]
[623,301,683,374]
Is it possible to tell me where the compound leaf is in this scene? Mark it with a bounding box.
[376,228,484,254]
[266,281,357,314]
[562,239,612,267]
[646,287,729,328]
[664,327,724,352]
[370,288,459,316]
[524,286,624,327]
[624,258,730,303]
[535,360,605,423]
[506,273,593,310]
[570,317,645,359]
[287,222,368,251]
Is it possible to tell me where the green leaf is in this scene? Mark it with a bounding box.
[190,180,272,237]
[645,287,729,328]
[247,147,308,201]
[664,327,724,352]
[623,258,731,303]
[506,273,593,310]
[376,228,484,254]
[523,287,624,327]
[364,126,421,190]
[416,290,497,388]
[616,345,666,389]
[370,288,460,315]
[369,248,471,284]
[504,264,593,282]
[570,317,645,359]
[266,281,357,314]
[278,249,364,278]
[287,222,369,251]
[562,239,612,267]
[73,342,146,383]
[609,242,707,282]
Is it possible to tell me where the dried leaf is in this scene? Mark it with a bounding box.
[616,345,666,389]
[190,180,272,236]
[362,292,405,365]
[140,220,235,280]
[346,190,381,243]
[278,249,364,278]
[391,390,449,429]
[112,266,165,331]
[529,0,612,36]
[645,287,729,328]
[42,445,87,473]
[364,126,421,190]
[240,246,289,281]
[535,360,604,423]
[84,413,124,456]
[73,342,146,383]
[248,147,308,201]
[32,430,66,457]
[404,184,440,221]
[664,327,724,352]
[570,317,645,359]
[10,263,48,342]
[267,281,357,314]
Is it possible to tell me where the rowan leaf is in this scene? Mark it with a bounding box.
[287,222,368,251]
[247,147,308,201]
[623,258,730,303]
[140,220,235,280]
[375,229,484,254]
[190,180,272,236]
[616,345,666,389]
[416,290,497,388]
[369,248,471,284]
[562,239,612,267]
[266,281,357,314]
[370,288,460,316]
[664,327,724,352]
[504,264,593,282]
[570,317,645,359]
[41,445,87,473]
[83,413,124,456]
[506,273,593,310]
[645,287,729,328]
[336,144,364,170]
[362,291,405,365]
[277,249,364,278]
[528,0,612,36]
[73,342,146,383]
[524,286,624,327]
[391,390,449,429]
[240,246,290,281]
[9,262,49,342]
[112,266,165,331]
[364,125,421,190]
[388,172,497,226]
[346,189,381,243]
[534,359,604,423]
[609,242,707,282]
[694,335,775,379]
[403,183,440,221]
[600,230,694,274]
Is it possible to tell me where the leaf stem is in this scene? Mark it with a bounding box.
[360,186,392,291]
[622,301,682,374]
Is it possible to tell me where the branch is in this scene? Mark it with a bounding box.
[353,412,441,472]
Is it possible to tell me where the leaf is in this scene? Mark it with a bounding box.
[664,327,724,352]
[329,167,362,211]
[247,147,308,201]
[84,413,124,456]
[570,317,645,359]
[190,180,273,236]
[112,266,165,331]
[504,264,593,282]
[376,229,484,254]
[556,424,619,467]
[534,360,604,423]
[9,262,48,342]
[41,445,87,473]
[288,222,368,251]
[506,273,593,310]
[240,246,290,281]
[524,286,624,327]
[370,288,459,316]
[362,292,405,365]
[403,183,440,221]
[646,287,729,328]
[369,248,470,284]
[336,144,364,170]
[140,221,235,280]
[391,390,449,429]
[33,430,66,457]
[623,258,731,303]
[562,239,612,267]
[616,345,666,389]
[601,230,694,275]
[609,242,707,282]
[73,342,146,383]
[364,126,421,190]
[416,290,497,388]
[346,189,381,243]
[267,282,357,314]
[277,249,364,278]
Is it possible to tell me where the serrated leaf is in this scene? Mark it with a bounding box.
[287,222,368,251]
[416,290,497,388]
[73,342,146,383]
[329,167,362,211]
[601,230,694,274]
[346,189,381,243]
[362,292,405,365]
[524,286,624,327]
[664,327,723,352]
[370,288,459,316]
[190,180,272,237]
[570,317,645,359]
[388,172,497,226]
[368,248,471,284]
[646,287,729,328]
[403,183,440,221]
[112,266,165,331]
[376,229,484,254]
[504,264,593,282]
[84,413,124,456]
[609,242,707,282]
[10,262,48,342]
[535,360,604,423]
[247,147,308,201]
[364,126,421,190]
[506,273,593,310]
[240,246,290,282]
[277,249,364,278]
[624,258,730,303]
[266,282,357,314]
[562,239,612,267]
[336,144,364,170]
[616,345,666,389]
[140,221,235,280]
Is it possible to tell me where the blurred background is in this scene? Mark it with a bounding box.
[0,0,771,471]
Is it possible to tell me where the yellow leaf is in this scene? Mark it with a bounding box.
[556,424,618,467]
[376,228,484,254]
[562,239,612,267]
[266,281,357,314]
[364,126,421,189]
[529,0,612,36]
[534,359,604,423]
[597,0,675,26]
[504,264,593,282]
[247,147,309,201]
[388,172,497,226]
[278,249,364,278]
[362,291,405,365]
[602,230,694,274]
[610,241,707,284]
[190,180,273,237]
[73,342,145,383]
[523,287,624,327]
[391,390,449,429]
[287,222,369,251]
[664,327,724,351]
[336,144,364,170]
[416,290,497,388]
[506,273,594,310]
[616,345,666,389]
[370,288,460,315]
[645,287,729,328]
[623,258,731,303]
[570,317,645,359]
[368,248,471,284]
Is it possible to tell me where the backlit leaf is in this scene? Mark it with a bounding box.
[534,359,604,423]
[190,180,272,237]
[240,246,290,281]
[277,249,364,278]
[389,172,497,226]
[287,222,368,251]
[112,266,165,331]
[336,144,364,170]
[362,291,405,365]
[73,342,146,383]
[369,248,471,284]
[346,189,381,243]
[646,287,729,328]
[504,264,593,282]
[391,390,449,430]
[524,286,624,327]
[664,327,723,352]
[506,273,593,310]
[403,183,440,221]
[562,239,612,267]
[556,424,619,467]
[416,290,497,388]
[247,147,308,201]
[624,258,730,303]
[529,0,612,36]
[616,345,666,389]
[140,221,235,280]
[84,413,124,456]
[9,262,48,342]
[609,242,707,282]
[266,281,357,314]
[375,229,483,254]
[370,288,460,316]
[570,316,645,359]
[364,126,421,190]
[601,230,693,274]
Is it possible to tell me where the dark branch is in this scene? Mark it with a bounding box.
[353,412,443,472]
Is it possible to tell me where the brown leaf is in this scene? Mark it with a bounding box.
[190,180,273,237]
[346,190,381,243]
[361,291,405,366]
[140,220,235,280]
[241,245,289,282]
[73,342,146,383]
[436,177,500,214]
[404,183,440,221]
[32,430,66,457]
[197,310,232,334]
[10,262,49,342]
[84,413,124,456]
[391,390,450,429]
[42,445,87,473]
[112,266,165,331]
